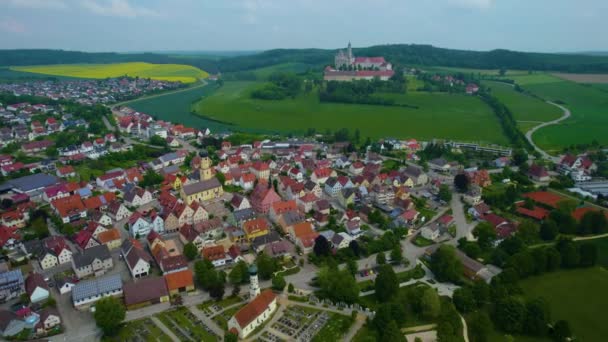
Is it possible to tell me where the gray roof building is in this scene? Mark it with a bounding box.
[72,245,111,268]
[182,178,222,196]
[72,274,122,306]
[0,173,60,194]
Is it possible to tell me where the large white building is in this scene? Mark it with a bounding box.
[227,266,277,338]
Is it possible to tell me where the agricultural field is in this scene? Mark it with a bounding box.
[552,72,608,83]
[126,82,233,132]
[484,81,563,123]
[511,75,608,151]
[425,66,530,76]
[11,62,208,83]
[194,81,509,144]
[248,62,315,79]
[519,267,608,342]
[0,67,85,81]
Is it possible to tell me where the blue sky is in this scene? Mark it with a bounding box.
[0,0,606,53]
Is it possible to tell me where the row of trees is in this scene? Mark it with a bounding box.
[478,90,530,149]
[370,265,463,341]
[318,79,403,106]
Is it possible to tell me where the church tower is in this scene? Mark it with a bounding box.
[199,151,213,181]
[347,41,354,63]
[248,265,260,300]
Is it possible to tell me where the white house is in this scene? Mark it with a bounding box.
[124,187,153,207]
[228,290,278,338]
[128,211,164,237]
[124,246,151,278]
[108,201,131,221]
[324,177,343,197]
[25,273,49,303]
[420,223,441,241]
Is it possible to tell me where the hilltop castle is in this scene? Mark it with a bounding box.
[325,42,394,81]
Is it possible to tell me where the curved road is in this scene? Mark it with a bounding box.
[525,101,571,162]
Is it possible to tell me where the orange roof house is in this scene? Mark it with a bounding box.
[164,269,195,294]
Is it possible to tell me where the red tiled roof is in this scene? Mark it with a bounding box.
[271,200,297,215]
[292,221,314,238]
[202,245,226,261]
[51,195,85,218]
[164,269,194,291]
[242,217,270,235]
[233,290,277,328]
[481,213,508,228]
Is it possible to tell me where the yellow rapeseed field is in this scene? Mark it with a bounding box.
[12,62,208,83]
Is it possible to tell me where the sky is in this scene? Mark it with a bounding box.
[0,0,607,53]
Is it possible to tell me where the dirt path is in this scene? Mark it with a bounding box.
[573,233,608,241]
[525,101,571,162]
[460,314,470,342]
[342,313,367,341]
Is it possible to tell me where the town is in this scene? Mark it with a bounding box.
[0,65,606,342]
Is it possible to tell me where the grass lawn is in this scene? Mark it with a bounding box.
[413,235,434,247]
[311,313,354,342]
[352,324,379,342]
[194,81,509,144]
[505,74,608,152]
[12,62,208,83]
[358,279,375,292]
[395,264,426,283]
[212,304,244,331]
[519,267,608,342]
[484,81,562,122]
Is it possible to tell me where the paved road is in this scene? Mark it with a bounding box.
[447,195,476,243]
[525,101,571,162]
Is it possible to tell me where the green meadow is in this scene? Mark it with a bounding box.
[193,81,509,144]
[484,81,562,122]
[519,267,608,342]
[511,74,608,151]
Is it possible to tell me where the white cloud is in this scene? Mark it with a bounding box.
[0,17,26,33]
[0,0,67,9]
[81,0,159,18]
[447,0,494,10]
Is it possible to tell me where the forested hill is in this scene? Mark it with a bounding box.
[3,45,608,74]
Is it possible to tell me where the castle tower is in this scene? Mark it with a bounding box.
[248,265,260,300]
[199,151,213,181]
[347,41,353,62]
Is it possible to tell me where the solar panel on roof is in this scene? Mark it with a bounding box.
[72,274,122,302]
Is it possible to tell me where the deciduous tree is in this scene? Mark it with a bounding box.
[94,297,125,336]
